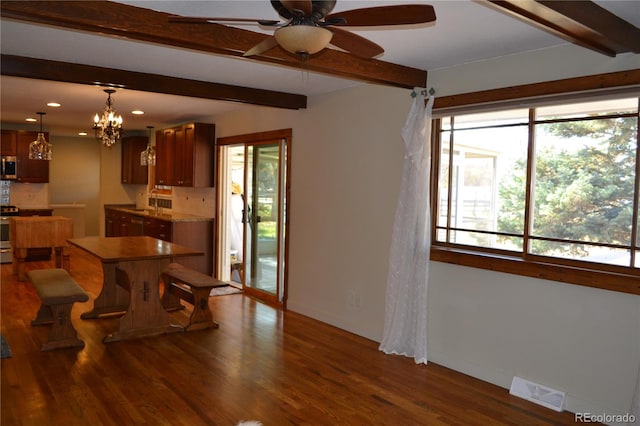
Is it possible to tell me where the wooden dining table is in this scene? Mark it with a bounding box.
[68,236,203,343]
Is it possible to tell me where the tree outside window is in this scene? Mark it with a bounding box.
[435,97,639,270]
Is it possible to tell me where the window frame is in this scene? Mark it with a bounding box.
[429,70,640,295]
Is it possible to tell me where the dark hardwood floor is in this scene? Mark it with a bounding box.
[1,247,581,425]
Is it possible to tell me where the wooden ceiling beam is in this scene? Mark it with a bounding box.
[0,0,427,89]
[485,0,640,57]
[1,54,307,110]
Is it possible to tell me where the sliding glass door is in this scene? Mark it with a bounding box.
[217,129,290,307]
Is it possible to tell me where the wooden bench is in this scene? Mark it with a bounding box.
[161,263,229,331]
[28,268,89,351]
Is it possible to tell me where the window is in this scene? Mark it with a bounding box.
[432,94,640,293]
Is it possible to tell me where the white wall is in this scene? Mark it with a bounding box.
[213,84,407,340]
[49,135,101,236]
[98,137,139,235]
[426,45,640,422]
[211,44,640,423]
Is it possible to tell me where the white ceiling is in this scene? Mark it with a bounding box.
[1,0,639,137]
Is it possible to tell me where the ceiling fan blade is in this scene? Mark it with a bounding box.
[281,1,313,16]
[326,5,436,26]
[328,27,384,58]
[243,36,280,57]
[168,16,281,26]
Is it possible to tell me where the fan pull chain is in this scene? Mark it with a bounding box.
[299,53,310,86]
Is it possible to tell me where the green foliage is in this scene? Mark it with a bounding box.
[497,116,637,256]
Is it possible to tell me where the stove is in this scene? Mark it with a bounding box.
[0,205,19,216]
[0,205,18,264]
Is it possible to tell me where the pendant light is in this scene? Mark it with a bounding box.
[93,89,123,147]
[29,112,52,160]
[140,126,156,166]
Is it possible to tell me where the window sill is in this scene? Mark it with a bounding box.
[430,246,640,295]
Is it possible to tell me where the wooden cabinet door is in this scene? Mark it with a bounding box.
[117,213,130,236]
[16,130,49,183]
[173,126,186,186]
[121,136,148,185]
[143,217,172,241]
[155,122,214,187]
[192,123,215,187]
[177,123,195,186]
[156,129,174,185]
[1,129,17,156]
[105,209,131,237]
[105,210,118,237]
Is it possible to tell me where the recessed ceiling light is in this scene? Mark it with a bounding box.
[25,117,37,122]
[47,102,61,108]
[78,132,88,136]
[131,110,144,115]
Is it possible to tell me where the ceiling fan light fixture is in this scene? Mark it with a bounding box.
[275,25,333,55]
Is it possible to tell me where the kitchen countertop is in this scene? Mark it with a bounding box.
[16,206,53,211]
[105,205,213,223]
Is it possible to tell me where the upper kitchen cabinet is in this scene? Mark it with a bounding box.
[121,135,148,185]
[15,130,49,183]
[155,123,215,187]
[155,128,174,186]
[1,129,17,156]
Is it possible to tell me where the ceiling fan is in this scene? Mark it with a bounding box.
[168,0,436,59]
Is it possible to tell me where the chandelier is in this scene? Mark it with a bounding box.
[29,112,52,161]
[140,126,156,166]
[93,89,123,147]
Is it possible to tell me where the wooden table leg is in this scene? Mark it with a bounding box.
[161,279,185,312]
[184,287,219,332]
[53,246,71,273]
[80,261,130,319]
[54,247,62,268]
[103,258,182,342]
[13,248,28,281]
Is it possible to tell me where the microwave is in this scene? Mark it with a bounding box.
[1,156,17,180]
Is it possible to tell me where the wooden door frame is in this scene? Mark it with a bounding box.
[216,129,292,309]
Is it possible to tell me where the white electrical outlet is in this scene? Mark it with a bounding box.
[347,291,361,308]
[509,376,566,412]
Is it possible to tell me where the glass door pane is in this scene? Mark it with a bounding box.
[244,143,280,296]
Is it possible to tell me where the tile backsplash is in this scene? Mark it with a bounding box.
[137,185,215,218]
[1,181,10,205]
[172,186,215,218]
[8,182,50,208]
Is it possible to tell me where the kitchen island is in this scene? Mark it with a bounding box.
[104,205,214,275]
[10,216,73,281]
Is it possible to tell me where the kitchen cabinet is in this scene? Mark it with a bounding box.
[155,129,174,185]
[19,208,53,260]
[105,207,213,274]
[15,130,49,183]
[155,123,215,187]
[1,129,17,156]
[104,209,143,237]
[121,136,148,185]
[105,209,118,237]
[143,216,172,241]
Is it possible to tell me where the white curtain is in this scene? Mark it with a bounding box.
[379,90,434,364]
